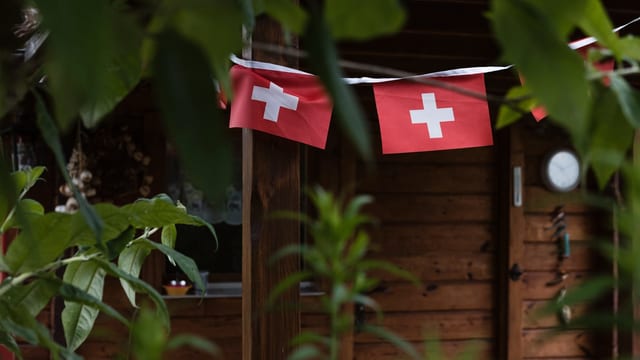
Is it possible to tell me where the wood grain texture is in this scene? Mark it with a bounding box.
[365,194,494,223]
[354,339,494,360]
[370,282,494,312]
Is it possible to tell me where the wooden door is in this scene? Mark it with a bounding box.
[502,123,612,359]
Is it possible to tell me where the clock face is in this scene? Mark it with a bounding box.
[544,150,580,192]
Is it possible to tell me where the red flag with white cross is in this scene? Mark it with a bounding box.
[372,74,493,154]
[229,62,333,149]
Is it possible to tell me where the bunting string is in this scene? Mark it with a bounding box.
[228,16,640,154]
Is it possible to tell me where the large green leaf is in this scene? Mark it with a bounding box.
[118,241,152,307]
[166,0,243,97]
[79,7,143,127]
[34,0,116,128]
[263,0,307,34]
[0,330,20,359]
[93,257,170,330]
[142,239,204,293]
[130,306,167,360]
[153,30,233,205]
[4,211,72,273]
[106,226,136,260]
[325,0,405,40]
[62,257,107,351]
[123,194,211,229]
[491,0,591,148]
[69,203,130,247]
[578,0,622,56]
[35,92,105,249]
[304,9,373,163]
[609,73,640,128]
[495,86,538,129]
[3,276,59,317]
[0,198,44,232]
[57,280,129,328]
[587,84,634,189]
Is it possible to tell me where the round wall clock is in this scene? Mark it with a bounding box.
[541,149,581,192]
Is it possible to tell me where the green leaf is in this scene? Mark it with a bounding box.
[5,212,73,273]
[609,73,640,128]
[167,0,244,99]
[578,0,622,56]
[264,0,308,34]
[325,0,405,40]
[142,239,203,292]
[0,330,20,359]
[161,224,178,266]
[3,276,59,317]
[161,224,177,249]
[62,257,107,351]
[166,334,220,355]
[0,198,44,232]
[287,344,322,360]
[130,306,167,360]
[79,9,143,127]
[153,30,233,208]
[118,241,152,307]
[304,8,372,163]
[491,0,591,147]
[106,226,136,260]
[34,0,116,127]
[587,84,634,189]
[34,92,105,248]
[70,203,130,247]
[266,270,313,308]
[93,257,170,330]
[57,281,129,328]
[360,324,420,360]
[495,86,537,129]
[123,194,210,229]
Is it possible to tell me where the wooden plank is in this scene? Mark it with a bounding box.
[522,242,601,272]
[522,329,606,358]
[500,123,526,360]
[357,164,495,194]
[524,214,603,242]
[521,272,590,301]
[369,223,495,255]
[355,310,494,342]
[370,282,494,312]
[243,17,301,360]
[524,186,593,214]
[167,297,242,317]
[366,194,494,223]
[370,253,494,281]
[522,300,590,329]
[354,339,494,360]
[373,146,496,164]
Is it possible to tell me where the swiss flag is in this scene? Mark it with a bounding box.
[373,74,493,154]
[229,64,333,149]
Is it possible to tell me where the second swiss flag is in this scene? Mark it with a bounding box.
[373,74,493,154]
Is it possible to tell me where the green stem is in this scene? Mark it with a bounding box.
[0,253,100,297]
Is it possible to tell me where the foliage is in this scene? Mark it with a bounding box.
[270,187,419,360]
[490,0,640,350]
[0,167,216,359]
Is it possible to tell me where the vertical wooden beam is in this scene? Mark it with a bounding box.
[497,124,525,360]
[242,17,301,360]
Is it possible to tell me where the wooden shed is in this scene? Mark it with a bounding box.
[4,1,640,359]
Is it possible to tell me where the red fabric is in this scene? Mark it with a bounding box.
[373,74,493,154]
[229,64,333,149]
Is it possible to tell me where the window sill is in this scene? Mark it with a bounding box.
[162,281,324,299]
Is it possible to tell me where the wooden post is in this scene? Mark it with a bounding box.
[242,18,301,360]
[498,124,525,360]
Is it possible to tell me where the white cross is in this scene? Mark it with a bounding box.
[409,93,455,139]
[251,82,299,122]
